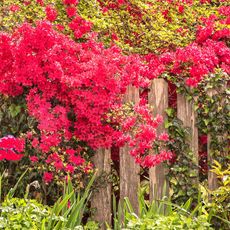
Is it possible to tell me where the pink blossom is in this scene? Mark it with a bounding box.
[54,161,64,171]
[66,7,76,18]
[66,164,75,173]
[36,0,44,6]
[69,155,85,166]
[9,5,20,12]
[178,5,184,14]
[30,156,39,162]
[63,0,78,5]
[45,5,58,22]
[43,172,53,183]
[158,132,169,141]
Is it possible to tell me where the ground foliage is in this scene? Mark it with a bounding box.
[0,0,229,221]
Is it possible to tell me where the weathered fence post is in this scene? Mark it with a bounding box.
[120,85,140,213]
[177,94,199,181]
[207,134,218,191]
[206,89,218,191]
[148,79,169,201]
[91,149,111,229]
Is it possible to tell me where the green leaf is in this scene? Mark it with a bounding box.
[164,120,172,129]
[165,108,174,117]
[9,104,21,118]
[204,119,209,126]
[7,169,28,199]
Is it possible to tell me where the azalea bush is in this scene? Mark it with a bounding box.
[2,0,229,53]
[0,18,171,160]
[0,136,25,161]
[0,0,229,228]
[0,9,172,199]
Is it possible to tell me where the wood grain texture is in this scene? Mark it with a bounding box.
[207,134,218,191]
[207,90,218,192]
[120,85,140,213]
[177,94,199,182]
[91,149,111,229]
[148,79,169,201]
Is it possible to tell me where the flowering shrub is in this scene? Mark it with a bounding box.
[0,136,25,161]
[92,0,228,51]
[2,1,229,52]
[0,20,172,184]
[109,103,172,167]
[1,0,229,87]
[161,38,230,87]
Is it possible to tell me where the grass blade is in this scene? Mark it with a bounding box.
[7,168,28,199]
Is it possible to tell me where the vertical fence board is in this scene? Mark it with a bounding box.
[207,134,218,191]
[120,86,140,213]
[207,89,220,192]
[177,94,199,181]
[148,79,168,201]
[91,149,111,229]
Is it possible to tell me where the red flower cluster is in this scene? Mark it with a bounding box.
[1,0,229,176]
[66,7,77,18]
[63,0,78,5]
[169,42,228,86]
[45,5,58,22]
[68,16,92,38]
[142,150,173,168]
[36,0,44,6]
[95,0,229,87]
[0,136,25,161]
[43,172,53,183]
[0,21,171,171]
[112,104,172,166]
[150,24,230,86]
[9,4,20,12]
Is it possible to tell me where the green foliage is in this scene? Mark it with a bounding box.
[1,0,90,39]
[109,190,214,230]
[164,71,229,228]
[0,94,94,204]
[0,95,35,198]
[124,213,212,230]
[211,161,230,203]
[1,0,229,54]
[84,0,229,53]
[47,172,96,230]
[208,161,230,229]
[1,0,46,31]
[0,195,98,230]
[84,221,99,230]
[163,70,229,204]
[0,198,51,230]
[194,71,229,167]
[165,107,198,204]
[168,70,229,167]
[0,95,35,137]
[0,171,97,229]
[0,171,50,229]
[80,0,229,54]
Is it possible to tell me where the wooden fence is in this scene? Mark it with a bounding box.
[91,79,217,228]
